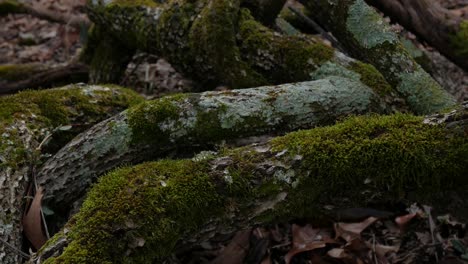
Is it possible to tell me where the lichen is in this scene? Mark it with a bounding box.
[396,67,456,114]
[42,113,468,262]
[127,93,189,143]
[0,85,143,167]
[346,0,397,48]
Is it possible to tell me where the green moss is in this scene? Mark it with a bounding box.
[238,8,334,83]
[47,159,223,263]
[187,1,267,88]
[349,61,393,96]
[0,64,44,81]
[43,113,468,262]
[107,0,158,8]
[450,20,468,57]
[0,0,25,15]
[127,94,187,143]
[271,113,468,209]
[0,85,143,168]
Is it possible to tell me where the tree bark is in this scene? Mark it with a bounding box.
[0,63,89,95]
[364,0,468,71]
[30,104,468,263]
[0,85,143,264]
[301,0,457,114]
[36,76,388,224]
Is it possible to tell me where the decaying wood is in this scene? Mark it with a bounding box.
[0,85,142,264]
[0,63,89,95]
[301,0,457,114]
[37,76,388,223]
[365,0,468,71]
[30,104,468,263]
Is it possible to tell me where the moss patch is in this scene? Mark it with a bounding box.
[0,0,25,15]
[272,113,468,208]
[450,20,468,57]
[46,159,223,263]
[43,113,467,262]
[0,85,143,168]
[349,61,393,96]
[0,64,44,81]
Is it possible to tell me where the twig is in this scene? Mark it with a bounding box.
[0,237,31,259]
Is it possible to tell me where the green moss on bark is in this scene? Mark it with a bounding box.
[0,64,44,81]
[43,113,468,263]
[0,0,25,15]
[0,85,143,168]
[450,20,468,57]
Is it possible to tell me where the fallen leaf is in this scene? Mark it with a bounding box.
[22,187,47,250]
[284,224,328,264]
[335,217,378,242]
[211,229,251,264]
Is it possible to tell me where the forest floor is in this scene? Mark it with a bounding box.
[1,0,468,263]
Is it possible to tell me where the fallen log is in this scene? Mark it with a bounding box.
[301,0,457,114]
[32,104,468,263]
[0,85,143,264]
[37,76,389,224]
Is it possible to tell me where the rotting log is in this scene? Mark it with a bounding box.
[31,104,468,263]
[37,76,389,224]
[364,0,468,71]
[0,63,89,95]
[85,0,455,114]
[0,85,143,264]
[301,0,456,114]
[84,0,403,104]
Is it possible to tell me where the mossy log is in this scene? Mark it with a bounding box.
[37,76,388,223]
[31,105,468,263]
[364,0,468,71]
[85,0,408,106]
[0,63,89,95]
[0,85,143,264]
[301,0,456,114]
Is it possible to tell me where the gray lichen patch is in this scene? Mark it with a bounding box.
[310,62,360,81]
[397,67,456,114]
[346,0,397,48]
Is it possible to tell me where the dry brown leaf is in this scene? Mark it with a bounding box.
[284,224,329,264]
[327,248,349,258]
[395,213,417,229]
[335,217,378,242]
[22,187,47,250]
[210,229,251,264]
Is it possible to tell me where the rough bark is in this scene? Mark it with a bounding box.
[31,105,468,263]
[85,0,411,110]
[0,85,143,264]
[301,0,457,114]
[364,0,468,71]
[37,76,389,224]
[0,63,89,95]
